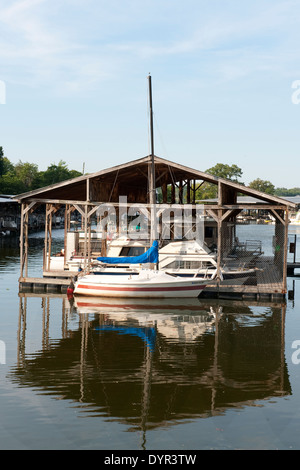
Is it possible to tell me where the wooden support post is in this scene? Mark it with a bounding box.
[43,203,61,272]
[187,180,191,204]
[19,203,25,279]
[24,209,29,277]
[171,183,175,204]
[216,210,222,280]
[192,180,196,204]
[88,216,91,270]
[64,205,68,268]
[283,209,289,293]
[162,181,168,203]
[19,202,37,279]
[47,207,52,272]
[43,205,48,272]
[83,204,88,269]
[179,180,183,204]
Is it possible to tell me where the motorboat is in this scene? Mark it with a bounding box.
[92,239,257,285]
[158,240,257,284]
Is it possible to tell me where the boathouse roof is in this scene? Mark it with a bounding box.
[13,155,296,208]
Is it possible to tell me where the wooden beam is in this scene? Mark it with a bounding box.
[220,209,236,222]
[270,208,285,225]
[205,209,219,222]
[204,204,289,210]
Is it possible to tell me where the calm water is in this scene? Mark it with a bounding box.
[1,225,300,450]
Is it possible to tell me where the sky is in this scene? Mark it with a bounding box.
[1,0,300,188]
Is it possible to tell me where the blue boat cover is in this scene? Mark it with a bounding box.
[97,240,158,264]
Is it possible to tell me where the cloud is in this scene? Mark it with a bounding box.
[1,0,300,94]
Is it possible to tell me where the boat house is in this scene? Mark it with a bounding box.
[13,154,296,300]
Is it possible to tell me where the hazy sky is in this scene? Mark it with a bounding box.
[1,0,300,188]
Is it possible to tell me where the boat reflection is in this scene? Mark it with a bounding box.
[12,293,291,448]
[74,296,217,342]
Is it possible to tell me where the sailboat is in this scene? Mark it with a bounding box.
[72,241,210,298]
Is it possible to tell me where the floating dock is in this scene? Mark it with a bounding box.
[19,271,74,294]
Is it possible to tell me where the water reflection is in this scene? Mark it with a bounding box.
[11,294,290,448]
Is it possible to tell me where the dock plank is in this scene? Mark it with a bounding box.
[20,277,71,285]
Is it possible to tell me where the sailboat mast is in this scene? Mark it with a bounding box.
[147,74,156,244]
[148,74,155,160]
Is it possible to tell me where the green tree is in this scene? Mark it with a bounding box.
[275,187,300,197]
[0,147,19,194]
[41,160,81,186]
[205,163,243,182]
[2,157,15,175]
[14,161,39,188]
[0,174,27,194]
[195,163,243,200]
[249,178,275,195]
[0,147,83,194]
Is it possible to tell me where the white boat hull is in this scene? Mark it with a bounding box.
[73,270,208,298]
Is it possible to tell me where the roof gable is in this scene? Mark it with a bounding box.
[13,155,295,208]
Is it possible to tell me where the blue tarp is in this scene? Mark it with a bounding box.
[97,240,158,265]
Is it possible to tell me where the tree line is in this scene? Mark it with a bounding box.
[0,147,81,195]
[0,146,299,198]
[194,163,299,200]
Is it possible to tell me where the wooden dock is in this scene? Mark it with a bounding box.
[18,258,288,300]
[202,257,287,300]
[19,271,75,294]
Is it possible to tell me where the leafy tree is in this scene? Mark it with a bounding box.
[275,187,300,197]
[249,178,275,195]
[0,147,82,194]
[41,160,81,186]
[0,174,28,194]
[196,163,243,200]
[205,163,243,182]
[2,157,15,175]
[14,161,39,188]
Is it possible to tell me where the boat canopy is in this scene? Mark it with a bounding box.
[97,240,159,264]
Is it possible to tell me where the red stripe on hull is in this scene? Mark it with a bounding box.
[76,284,205,292]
